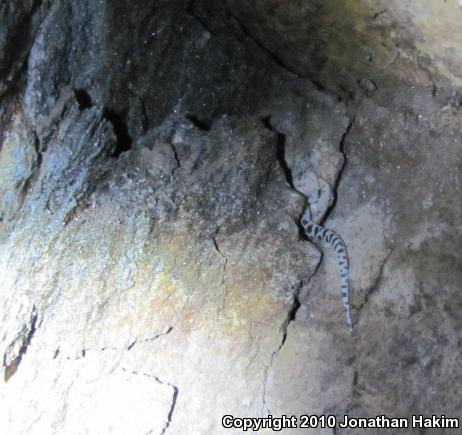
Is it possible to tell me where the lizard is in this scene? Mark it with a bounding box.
[300,206,353,332]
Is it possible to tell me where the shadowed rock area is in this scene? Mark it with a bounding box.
[1,1,461,434]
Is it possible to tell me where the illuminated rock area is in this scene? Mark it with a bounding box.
[228,0,462,91]
[1,1,461,434]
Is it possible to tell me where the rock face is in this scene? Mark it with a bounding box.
[0,0,43,96]
[1,1,461,434]
[228,0,462,92]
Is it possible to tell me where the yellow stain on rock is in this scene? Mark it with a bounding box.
[138,229,286,336]
[74,221,288,340]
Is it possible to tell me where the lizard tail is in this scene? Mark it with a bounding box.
[301,212,353,332]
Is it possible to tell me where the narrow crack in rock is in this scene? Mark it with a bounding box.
[122,368,178,435]
[260,344,280,414]
[341,368,362,428]
[347,368,360,412]
[260,115,312,324]
[69,346,118,361]
[259,114,342,414]
[260,280,307,415]
[261,116,310,243]
[261,116,294,188]
[169,142,182,173]
[263,112,356,420]
[231,15,305,80]
[212,235,227,281]
[244,322,259,378]
[160,382,179,435]
[213,229,229,314]
[342,250,391,423]
[64,326,174,360]
[320,117,354,225]
[14,129,43,217]
[312,115,367,422]
[3,306,38,382]
[127,326,174,351]
[185,0,213,34]
[281,281,303,348]
[261,363,270,416]
[355,250,392,315]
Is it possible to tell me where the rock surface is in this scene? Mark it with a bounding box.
[228,0,462,92]
[1,1,461,434]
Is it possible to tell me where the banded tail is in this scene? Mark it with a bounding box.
[301,209,353,331]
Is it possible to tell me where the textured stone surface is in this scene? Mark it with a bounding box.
[0,97,38,236]
[0,0,49,97]
[1,1,461,434]
[0,94,324,433]
[227,0,462,92]
[336,86,462,427]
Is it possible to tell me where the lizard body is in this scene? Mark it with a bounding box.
[301,208,353,332]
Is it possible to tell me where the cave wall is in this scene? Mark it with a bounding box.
[1,1,461,434]
[227,0,462,93]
